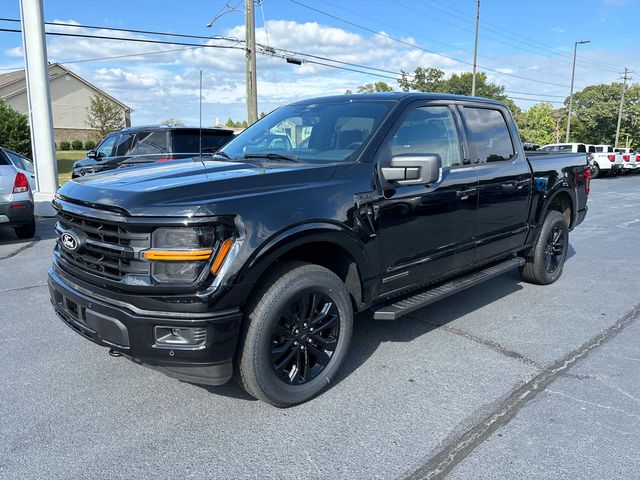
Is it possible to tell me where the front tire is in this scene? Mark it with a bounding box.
[236,262,353,407]
[521,211,568,285]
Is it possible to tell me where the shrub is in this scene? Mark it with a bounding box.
[71,140,83,150]
[0,100,31,157]
[59,140,71,151]
[84,140,96,150]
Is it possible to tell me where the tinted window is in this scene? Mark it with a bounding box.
[172,131,233,154]
[390,106,462,168]
[0,150,9,166]
[223,101,390,163]
[464,107,515,163]
[115,133,134,156]
[96,135,117,157]
[558,145,572,152]
[130,131,168,155]
[577,144,586,153]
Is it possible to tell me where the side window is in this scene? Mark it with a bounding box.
[114,134,134,156]
[390,106,462,168]
[0,150,10,166]
[96,135,117,157]
[7,151,34,173]
[558,145,572,152]
[6,151,25,170]
[130,131,168,155]
[464,107,515,163]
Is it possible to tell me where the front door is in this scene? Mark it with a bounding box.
[376,104,478,297]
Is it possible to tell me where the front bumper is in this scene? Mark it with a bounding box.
[0,200,33,226]
[48,267,242,385]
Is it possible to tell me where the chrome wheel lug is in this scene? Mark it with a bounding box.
[301,345,305,351]
[309,327,314,332]
[307,338,312,343]
[303,323,308,328]
[294,341,298,346]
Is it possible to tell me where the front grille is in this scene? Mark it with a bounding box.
[55,210,150,282]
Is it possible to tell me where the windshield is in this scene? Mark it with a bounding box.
[221,100,391,162]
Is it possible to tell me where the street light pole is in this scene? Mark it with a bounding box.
[471,0,480,97]
[565,40,590,143]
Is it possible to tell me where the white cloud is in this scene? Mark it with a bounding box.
[551,26,566,34]
[5,46,22,57]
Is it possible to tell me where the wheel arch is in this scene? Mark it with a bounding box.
[237,223,373,311]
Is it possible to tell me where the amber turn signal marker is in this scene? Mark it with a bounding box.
[211,238,234,274]
[143,249,213,261]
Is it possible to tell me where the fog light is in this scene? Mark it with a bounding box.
[154,326,207,347]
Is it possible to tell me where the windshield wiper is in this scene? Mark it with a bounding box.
[211,150,235,160]
[243,152,300,162]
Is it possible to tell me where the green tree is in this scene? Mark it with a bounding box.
[569,82,640,146]
[0,100,31,157]
[398,67,446,93]
[225,118,236,128]
[519,103,558,145]
[356,82,394,93]
[85,95,125,137]
[162,118,184,126]
[240,120,249,128]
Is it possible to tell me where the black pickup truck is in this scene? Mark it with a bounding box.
[48,93,589,406]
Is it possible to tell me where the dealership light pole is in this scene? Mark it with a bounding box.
[565,40,590,143]
[471,0,480,97]
[19,0,58,215]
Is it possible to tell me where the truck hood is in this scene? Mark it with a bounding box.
[57,158,338,217]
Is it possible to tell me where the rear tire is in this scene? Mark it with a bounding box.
[591,163,600,179]
[521,211,568,285]
[235,262,353,407]
[14,219,36,239]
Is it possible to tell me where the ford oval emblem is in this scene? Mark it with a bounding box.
[61,231,80,252]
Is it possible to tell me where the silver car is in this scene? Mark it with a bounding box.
[0,147,36,239]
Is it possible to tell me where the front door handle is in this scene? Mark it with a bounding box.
[456,187,477,199]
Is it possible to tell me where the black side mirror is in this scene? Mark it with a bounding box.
[381,154,442,185]
[87,150,97,159]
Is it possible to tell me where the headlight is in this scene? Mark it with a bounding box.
[143,226,233,284]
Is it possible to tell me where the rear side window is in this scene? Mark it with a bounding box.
[0,150,11,166]
[464,107,515,163]
[130,131,168,155]
[172,131,233,154]
[390,106,462,168]
[577,144,586,153]
[6,150,34,172]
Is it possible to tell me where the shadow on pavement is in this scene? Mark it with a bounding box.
[0,217,57,246]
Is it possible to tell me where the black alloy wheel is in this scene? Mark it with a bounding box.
[235,262,353,407]
[543,224,565,274]
[270,291,340,385]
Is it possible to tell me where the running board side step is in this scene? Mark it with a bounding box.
[373,257,525,320]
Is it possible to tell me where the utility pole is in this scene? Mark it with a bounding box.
[471,0,480,97]
[245,0,258,124]
[565,40,590,143]
[19,0,58,215]
[615,67,631,148]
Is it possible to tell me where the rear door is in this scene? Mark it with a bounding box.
[376,102,478,295]
[461,104,532,263]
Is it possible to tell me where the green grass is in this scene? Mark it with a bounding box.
[57,150,86,185]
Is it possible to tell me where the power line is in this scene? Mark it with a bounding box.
[0,18,595,106]
[505,90,566,98]
[422,0,622,73]
[287,0,575,89]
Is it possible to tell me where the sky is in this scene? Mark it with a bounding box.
[1,0,639,126]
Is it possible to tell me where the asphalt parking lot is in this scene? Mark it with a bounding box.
[1,175,639,480]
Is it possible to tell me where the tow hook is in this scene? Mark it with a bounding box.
[109,348,123,358]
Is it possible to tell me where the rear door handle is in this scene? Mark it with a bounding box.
[456,187,477,199]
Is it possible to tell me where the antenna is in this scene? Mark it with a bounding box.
[199,69,203,156]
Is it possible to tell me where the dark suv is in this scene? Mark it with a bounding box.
[71,125,235,178]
